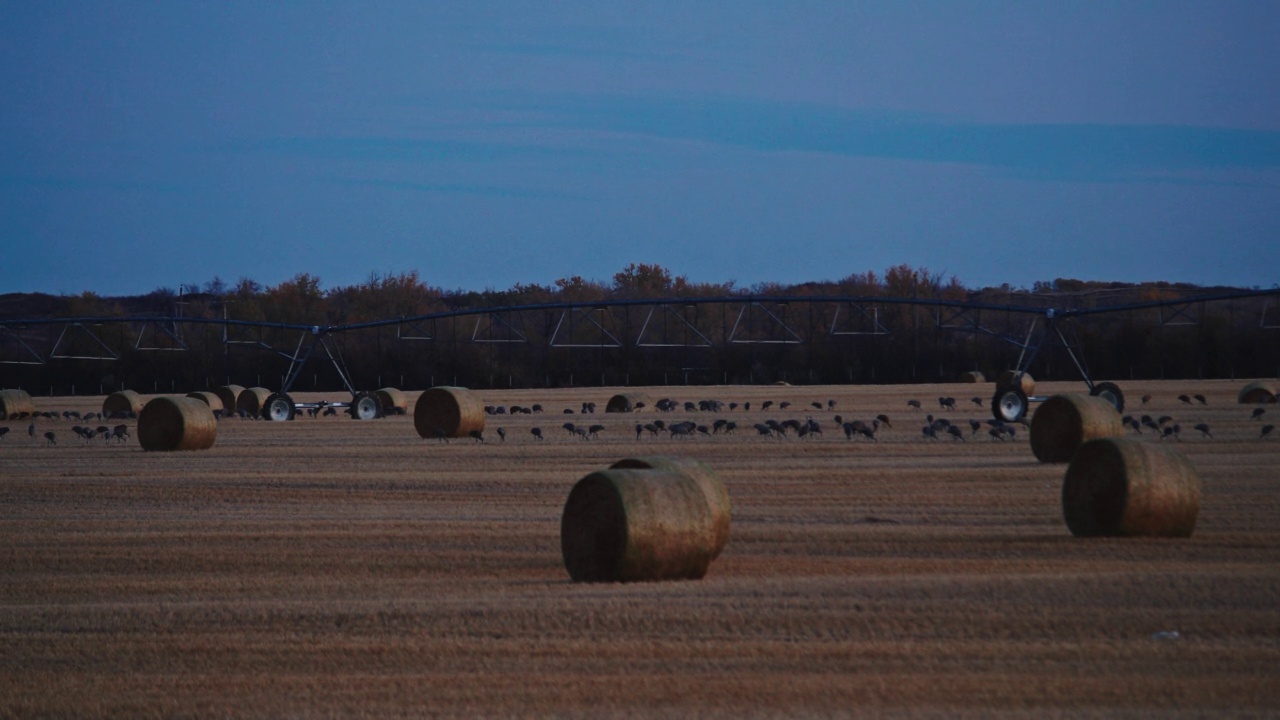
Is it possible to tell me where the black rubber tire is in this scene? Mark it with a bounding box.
[263,393,296,422]
[351,391,382,420]
[1090,382,1125,413]
[993,387,1029,423]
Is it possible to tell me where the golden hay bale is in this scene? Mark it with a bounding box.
[609,455,730,560]
[1238,381,1277,404]
[997,371,1035,395]
[102,390,144,417]
[236,387,272,416]
[0,388,36,418]
[1030,394,1124,463]
[414,386,485,439]
[214,385,244,412]
[137,396,218,451]
[959,370,987,383]
[376,387,408,415]
[561,467,722,582]
[185,391,224,413]
[1062,438,1201,538]
[606,393,649,413]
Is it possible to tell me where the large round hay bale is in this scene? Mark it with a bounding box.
[102,390,144,418]
[606,392,649,413]
[561,467,722,582]
[236,387,272,416]
[0,389,36,418]
[213,385,244,412]
[1030,394,1124,464]
[959,370,986,383]
[414,386,485,439]
[137,396,217,451]
[1238,381,1277,404]
[375,387,408,415]
[997,371,1035,395]
[609,455,730,560]
[1062,438,1201,538]
[185,391,224,413]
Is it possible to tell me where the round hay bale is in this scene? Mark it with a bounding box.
[414,386,485,439]
[236,387,272,416]
[609,455,730,560]
[213,385,244,412]
[1030,394,1124,463]
[959,370,987,383]
[137,396,218,451]
[1238,381,1277,404]
[0,388,36,419]
[561,467,721,582]
[997,371,1035,396]
[375,387,408,415]
[102,390,144,418]
[185,391,224,413]
[1062,438,1201,538]
[606,392,649,413]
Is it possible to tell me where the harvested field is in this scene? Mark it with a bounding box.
[2,380,1278,718]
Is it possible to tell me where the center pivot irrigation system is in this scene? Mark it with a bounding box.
[3,288,1278,423]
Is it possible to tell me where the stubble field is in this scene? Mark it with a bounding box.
[2,379,1278,718]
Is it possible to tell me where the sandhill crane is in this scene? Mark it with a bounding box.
[0,427,8,441]
[1157,415,1174,426]
[1251,408,1266,420]
[1260,424,1274,439]
[635,423,644,440]
[1122,416,1142,434]
[496,428,506,442]
[811,401,823,410]
[753,423,773,438]
[562,422,577,435]
[907,399,921,410]
[712,419,728,433]
[469,430,484,442]
[588,424,605,439]
[946,425,965,441]
[988,426,1005,441]
[743,402,750,411]
[112,425,129,443]
[969,419,982,436]
[922,425,938,441]
[530,427,544,441]
[1178,394,1192,404]
[779,401,791,410]
[1194,394,1207,405]
[876,414,892,429]
[1141,415,1160,432]
[761,401,773,411]
[1193,423,1211,439]
[44,431,56,445]
[29,421,36,443]
[971,397,983,407]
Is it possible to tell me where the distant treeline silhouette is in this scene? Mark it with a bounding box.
[2,264,1277,395]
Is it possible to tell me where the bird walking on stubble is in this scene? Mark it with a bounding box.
[1251,407,1266,421]
[1194,394,1207,405]
[1193,423,1211,439]
[44,431,56,445]
[1261,424,1275,439]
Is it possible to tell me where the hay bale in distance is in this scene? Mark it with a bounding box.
[237,387,272,417]
[606,393,649,413]
[185,391,224,413]
[1030,394,1124,464]
[997,371,1036,396]
[375,387,408,415]
[214,385,244,412]
[0,389,36,418]
[414,386,485,439]
[1238,381,1277,404]
[609,455,730,559]
[1062,438,1201,537]
[561,467,722,582]
[137,396,218,451]
[102,390,144,418]
[959,370,987,383]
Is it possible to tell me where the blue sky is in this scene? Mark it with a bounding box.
[2,2,1277,297]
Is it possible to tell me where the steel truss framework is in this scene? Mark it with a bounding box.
[3,289,1278,415]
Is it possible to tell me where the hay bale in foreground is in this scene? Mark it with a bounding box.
[102,390,144,418]
[186,391,224,413]
[1238,381,1277,404]
[959,371,987,383]
[1031,394,1124,463]
[606,393,649,413]
[376,387,408,415]
[137,396,217,451]
[561,467,722,582]
[0,389,35,418]
[214,385,244,412]
[1062,438,1200,537]
[997,371,1035,395]
[609,455,730,559]
[236,387,272,416]
[414,386,485,439]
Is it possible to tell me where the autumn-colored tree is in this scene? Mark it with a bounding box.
[612,263,688,297]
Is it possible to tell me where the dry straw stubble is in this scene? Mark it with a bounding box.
[137,396,218,451]
[414,386,485,439]
[1062,438,1201,537]
[1030,394,1124,464]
